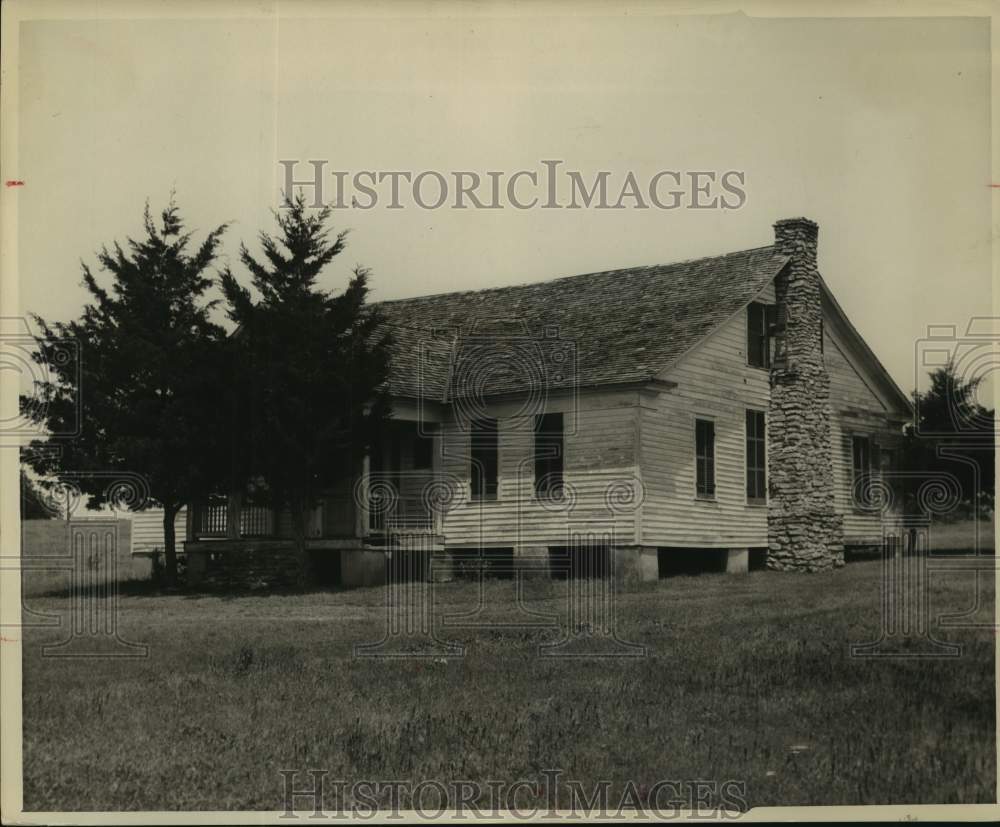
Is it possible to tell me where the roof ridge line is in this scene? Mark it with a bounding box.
[375,243,778,306]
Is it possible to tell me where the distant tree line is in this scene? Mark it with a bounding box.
[900,361,994,517]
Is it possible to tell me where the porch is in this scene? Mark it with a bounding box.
[184,493,444,545]
[185,420,444,545]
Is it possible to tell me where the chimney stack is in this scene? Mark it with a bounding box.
[767,217,844,570]
[772,217,821,368]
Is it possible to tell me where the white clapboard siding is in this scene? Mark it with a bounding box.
[439,389,640,549]
[639,279,900,549]
[639,283,774,548]
[824,326,898,543]
[129,507,187,555]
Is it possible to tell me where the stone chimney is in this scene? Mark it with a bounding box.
[767,218,844,570]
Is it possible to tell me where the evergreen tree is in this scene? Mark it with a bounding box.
[220,195,392,577]
[23,198,230,584]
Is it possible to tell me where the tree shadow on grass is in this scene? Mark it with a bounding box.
[29,578,353,601]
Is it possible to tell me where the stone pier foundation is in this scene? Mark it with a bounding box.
[612,545,659,584]
[725,548,749,574]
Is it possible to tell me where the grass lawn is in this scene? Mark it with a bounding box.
[20,559,996,811]
[931,517,995,553]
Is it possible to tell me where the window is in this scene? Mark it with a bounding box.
[470,419,498,501]
[747,302,777,368]
[695,418,716,498]
[879,447,894,473]
[413,433,434,470]
[745,410,766,503]
[852,435,871,507]
[534,412,564,498]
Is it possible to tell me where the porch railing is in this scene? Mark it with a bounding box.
[195,502,275,539]
[198,502,228,536]
[191,487,442,541]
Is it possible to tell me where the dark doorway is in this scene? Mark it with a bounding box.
[657,547,727,577]
[748,547,769,571]
[309,550,342,587]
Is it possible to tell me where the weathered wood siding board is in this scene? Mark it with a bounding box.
[439,391,640,548]
[637,281,903,549]
[129,507,187,554]
[824,326,900,542]
[825,326,889,416]
[639,284,774,548]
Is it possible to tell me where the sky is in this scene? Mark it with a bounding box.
[15,7,994,401]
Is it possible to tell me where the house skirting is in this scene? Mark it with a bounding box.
[185,539,305,590]
[185,539,443,590]
[434,544,752,583]
[341,548,391,587]
[184,540,756,590]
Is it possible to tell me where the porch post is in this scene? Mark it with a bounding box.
[355,453,370,538]
[430,425,443,536]
[185,503,197,542]
[226,488,243,540]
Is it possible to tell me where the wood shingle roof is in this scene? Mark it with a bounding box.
[378,245,790,401]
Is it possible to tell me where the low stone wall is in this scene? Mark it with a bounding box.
[186,539,306,590]
[184,541,408,590]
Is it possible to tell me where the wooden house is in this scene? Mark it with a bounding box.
[184,217,912,587]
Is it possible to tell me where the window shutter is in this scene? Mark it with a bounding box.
[747,303,763,366]
[471,419,498,501]
[696,419,716,496]
[534,412,564,497]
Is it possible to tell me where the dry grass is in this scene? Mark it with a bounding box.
[20,519,151,599]
[931,517,995,552]
[20,559,996,811]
